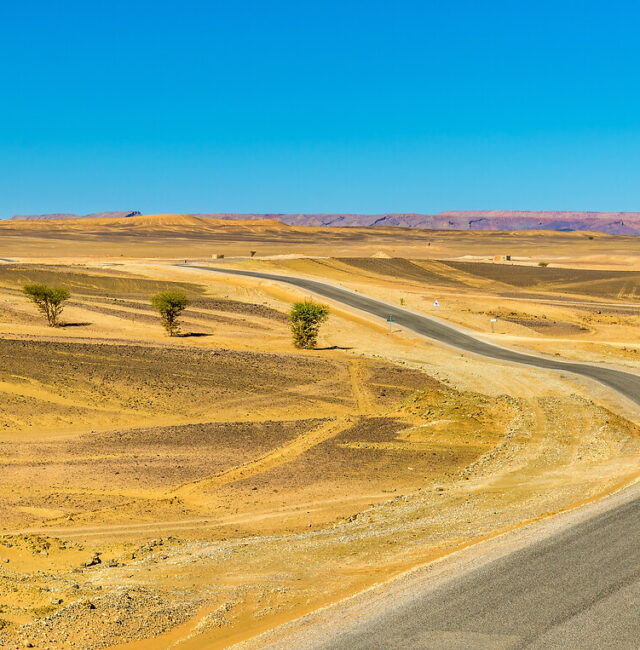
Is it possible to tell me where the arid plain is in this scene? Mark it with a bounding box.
[0,215,639,648]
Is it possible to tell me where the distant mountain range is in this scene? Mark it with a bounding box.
[7,210,640,234]
[188,211,640,234]
[11,211,141,221]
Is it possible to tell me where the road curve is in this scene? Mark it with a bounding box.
[187,266,640,648]
[185,265,640,407]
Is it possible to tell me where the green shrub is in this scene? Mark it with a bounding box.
[23,283,70,326]
[151,291,190,336]
[289,301,329,349]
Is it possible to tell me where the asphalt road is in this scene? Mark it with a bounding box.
[187,265,640,648]
[320,494,640,649]
[187,265,640,408]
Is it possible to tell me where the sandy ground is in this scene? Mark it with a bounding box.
[211,255,640,369]
[240,477,640,649]
[1,213,640,266]
[0,217,639,648]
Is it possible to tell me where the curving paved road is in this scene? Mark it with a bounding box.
[319,493,640,649]
[186,265,640,648]
[185,265,640,407]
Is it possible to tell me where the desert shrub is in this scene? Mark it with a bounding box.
[23,283,70,326]
[289,301,329,349]
[538,262,549,267]
[151,291,190,336]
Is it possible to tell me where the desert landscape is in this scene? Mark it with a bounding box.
[0,215,637,647]
[10,210,640,234]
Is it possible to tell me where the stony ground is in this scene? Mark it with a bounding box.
[0,239,639,648]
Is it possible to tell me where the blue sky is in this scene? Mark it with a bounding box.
[1,1,639,217]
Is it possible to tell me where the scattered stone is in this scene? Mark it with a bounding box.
[83,554,102,568]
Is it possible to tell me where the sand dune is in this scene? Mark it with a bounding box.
[0,213,287,230]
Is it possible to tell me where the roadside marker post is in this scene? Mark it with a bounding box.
[490,317,497,333]
[434,299,439,315]
[388,314,393,333]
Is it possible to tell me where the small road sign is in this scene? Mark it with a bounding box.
[434,299,439,315]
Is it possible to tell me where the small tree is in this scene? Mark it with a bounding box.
[151,291,190,336]
[289,301,329,349]
[23,284,70,326]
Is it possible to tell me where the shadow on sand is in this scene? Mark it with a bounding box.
[313,345,353,351]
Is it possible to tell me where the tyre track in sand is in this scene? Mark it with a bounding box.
[169,360,377,503]
[348,360,376,414]
[168,417,353,502]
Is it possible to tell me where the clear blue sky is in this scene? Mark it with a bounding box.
[1,0,639,217]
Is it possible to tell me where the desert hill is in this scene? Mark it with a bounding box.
[3,210,638,261]
[7,210,640,234]
[11,211,141,221]
[9,210,640,234]
[1,213,287,230]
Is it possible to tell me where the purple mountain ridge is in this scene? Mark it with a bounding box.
[191,211,640,234]
[6,210,640,234]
